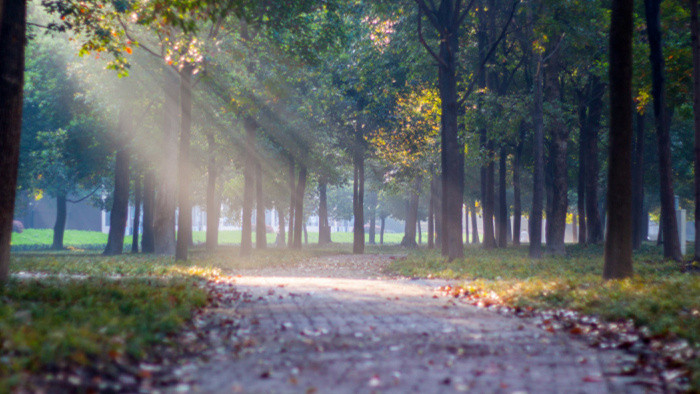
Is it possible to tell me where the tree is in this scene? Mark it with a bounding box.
[645,0,682,261]
[0,0,26,282]
[692,0,700,261]
[603,0,634,279]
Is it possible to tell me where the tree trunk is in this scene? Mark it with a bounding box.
[584,78,605,244]
[292,165,307,249]
[318,181,331,245]
[205,133,220,251]
[497,147,508,248]
[434,174,442,246]
[154,68,178,255]
[471,201,480,244]
[632,111,646,250]
[436,5,464,260]
[577,90,588,245]
[255,161,266,249]
[380,216,386,244]
[141,170,155,253]
[352,131,365,255]
[428,178,435,249]
[481,147,496,249]
[304,223,308,245]
[418,220,422,244]
[645,0,681,261]
[368,192,377,245]
[604,0,634,279]
[241,117,256,256]
[463,203,468,246]
[0,0,26,282]
[401,179,421,248]
[276,207,286,247]
[104,109,131,256]
[131,173,141,253]
[692,0,700,261]
[530,52,545,258]
[513,127,523,246]
[52,193,67,250]
[175,66,193,262]
[288,157,295,248]
[546,58,568,256]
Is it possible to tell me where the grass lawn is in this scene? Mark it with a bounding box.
[386,242,700,389]
[11,229,406,251]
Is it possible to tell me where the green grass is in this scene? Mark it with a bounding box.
[11,229,406,251]
[386,243,700,389]
[1,253,217,391]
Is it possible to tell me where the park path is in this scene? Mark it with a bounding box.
[174,254,653,393]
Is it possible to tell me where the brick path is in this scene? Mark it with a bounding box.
[179,255,654,393]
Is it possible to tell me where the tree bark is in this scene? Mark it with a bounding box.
[692,0,700,261]
[141,170,155,253]
[530,52,545,258]
[104,109,131,256]
[577,89,588,245]
[276,207,286,247]
[513,126,523,246]
[604,0,634,279]
[401,179,421,248]
[131,173,141,253]
[288,157,295,248]
[352,129,365,255]
[368,192,377,245]
[240,117,256,256]
[292,165,307,249]
[154,68,178,255]
[52,193,67,250]
[546,58,568,256]
[497,147,508,248]
[255,161,266,249]
[318,181,331,245]
[471,201,480,244]
[435,1,464,260]
[380,216,386,244]
[428,177,435,249]
[175,66,193,262]
[482,152,496,249]
[0,0,26,282]
[644,0,681,261]
[632,111,646,250]
[584,78,605,243]
[205,133,219,252]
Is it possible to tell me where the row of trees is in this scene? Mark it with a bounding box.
[2,0,700,281]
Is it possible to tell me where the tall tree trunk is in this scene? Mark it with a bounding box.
[513,128,523,246]
[632,111,646,250]
[428,178,435,248]
[530,53,545,258]
[546,58,568,256]
[463,203,468,246]
[0,0,26,282]
[434,174,442,246]
[205,133,219,252]
[318,181,331,245]
[240,117,256,256]
[604,0,634,279]
[276,207,286,247]
[255,161,266,249]
[141,170,155,253]
[401,187,419,248]
[292,165,307,249]
[52,193,67,250]
[482,152,496,249]
[584,78,605,243]
[352,131,365,255]
[436,5,464,260]
[104,109,131,256]
[471,201,480,244]
[380,216,386,244]
[288,157,295,248]
[131,173,141,253]
[368,191,377,245]
[497,147,508,248]
[154,68,178,255]
[645,0,681,261]
[418,220,422,244]
[692,0,700,261]
[577,90,588,245]
[175,66,193,262]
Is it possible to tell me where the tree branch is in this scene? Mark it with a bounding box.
[417,6,447,67]
[66,186,101,204]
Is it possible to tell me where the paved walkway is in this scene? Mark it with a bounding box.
[177,255,654,393]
